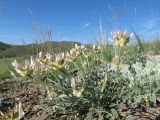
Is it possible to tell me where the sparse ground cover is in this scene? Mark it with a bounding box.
[1,0,160,119]
[0,79,46,120]
[1,78,160,120]
[0,31,160,120]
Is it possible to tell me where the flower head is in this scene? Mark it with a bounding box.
[111,30,133,47]
[12,60,20,71]
[18,101,25,119]
[66,44,85,61]
[55,52,65,65]
[36,51,48,64]
[46,52,53,62]
[72,89,83,97]
[92,44,101,53]
[12,57,36,77]
[71,78,76,89]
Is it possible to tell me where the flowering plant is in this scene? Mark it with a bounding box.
[11,30,160,119]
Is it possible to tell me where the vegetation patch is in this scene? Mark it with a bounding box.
[0,30,159,120]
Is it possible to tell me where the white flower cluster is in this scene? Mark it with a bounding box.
[12,56,36,77]
[12,44,86,77]
[66,44,85,61]
[111,30,133,47]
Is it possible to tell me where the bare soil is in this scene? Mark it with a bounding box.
[0,78,47,120]
[0,78,160,120]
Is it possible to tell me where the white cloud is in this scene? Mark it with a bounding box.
[82,23,91,29]
[144,18,157,30]
[140,17,159,35]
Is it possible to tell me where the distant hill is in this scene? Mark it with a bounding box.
[0,42,12,52]
[0,41,81,59]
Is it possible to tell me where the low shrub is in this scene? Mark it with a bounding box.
[11,30,160,120]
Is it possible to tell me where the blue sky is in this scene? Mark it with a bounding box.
[0,0,160,44]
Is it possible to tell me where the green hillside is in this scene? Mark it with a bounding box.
[0,41,81,79]
[0,41,81,59]
[0,42,12,52]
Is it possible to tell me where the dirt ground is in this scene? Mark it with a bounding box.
[0,78,47,120]
[0,78,160,120]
